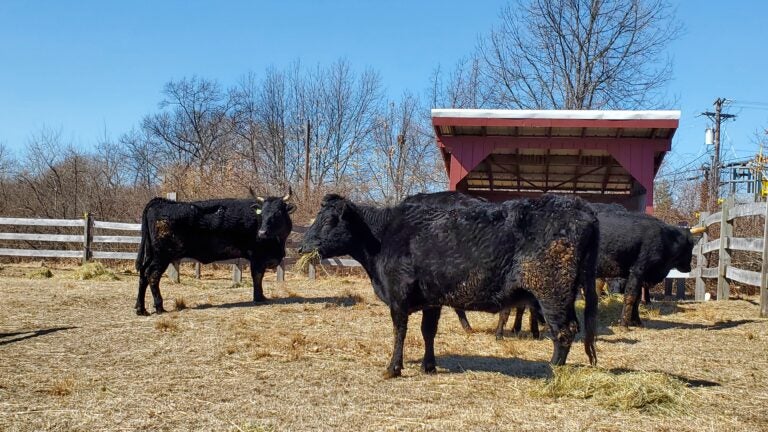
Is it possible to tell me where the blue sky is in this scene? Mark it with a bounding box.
[1,0,767,173]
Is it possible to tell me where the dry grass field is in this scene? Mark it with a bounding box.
[1,263,767,431]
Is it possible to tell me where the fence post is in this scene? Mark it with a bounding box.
[194,262,201,279]
[760,201,768,317]
[82,212,93,264]
[276,261,285,282]
[717,197,733,300]
[232,259,243,284]
[308,262,316,280]
[165,192,180,283]
[695,212,709,301]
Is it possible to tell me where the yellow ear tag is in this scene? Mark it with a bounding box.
[255,209,262,215]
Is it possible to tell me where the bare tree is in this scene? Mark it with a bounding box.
[437,0,681,110]
[365,94,443,203]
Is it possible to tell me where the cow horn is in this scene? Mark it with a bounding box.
[282,186,292,202]
[248,186,265,203]
[690,226,706,234]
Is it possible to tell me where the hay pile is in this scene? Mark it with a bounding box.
[576,293,625,327]
[26,267,53,279]
[295,250,320,274]
[71,262,120,281]
[532,366,692,414]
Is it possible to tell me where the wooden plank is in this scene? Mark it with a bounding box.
[727,202,767,220]
[761,200,768,317]
[726,266,762,287]
[292,226,309,234]
[92,251,138,260]
[728,237,763,253]
[319,258,362,267]
[0,248,82,258]
[93,221,141,231]
[695,212,709,301]
[92,235,142,244]
[717,197,733,300]
[666,269,691,279]
[0,217,84,227]
[700,267,718,278]
[703,212,721,227]
[0,233,84,242]
[701,238,721,254]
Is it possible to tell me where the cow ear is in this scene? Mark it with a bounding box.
[340,202,353,220]
[286,203,296,214]
[250,203,263,215]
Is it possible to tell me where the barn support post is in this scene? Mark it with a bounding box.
[695,212,709,301]
[165,192,181,283]
[717,197,733,300]
[82,212,93,264]
[232,260,243,284]
[760,201,768,317]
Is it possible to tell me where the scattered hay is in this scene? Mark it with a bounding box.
[531,366,692,414]
[576,293,625,328]
[27,267,53,279]
[295,250,320,274]
[72,262,119,281]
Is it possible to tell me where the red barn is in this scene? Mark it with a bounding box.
[432,109,680,213]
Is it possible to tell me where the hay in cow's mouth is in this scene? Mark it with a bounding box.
[530,365,693,414]
[296,250,321,274]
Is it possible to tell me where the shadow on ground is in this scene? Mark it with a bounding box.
[645,318,758,331]
[192,295,360,310]
[0,326,78,346]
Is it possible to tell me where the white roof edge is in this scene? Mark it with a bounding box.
[431,109,681,121]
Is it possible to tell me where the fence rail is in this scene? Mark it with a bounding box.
[0,213,358,283]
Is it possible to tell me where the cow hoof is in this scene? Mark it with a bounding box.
[253,297,268,304]
[135,309,149,316]
[382,368,402,379]
[495,334,504,341]
[155,308,167,315]
[421,363,437,374]
[462,326,473,334]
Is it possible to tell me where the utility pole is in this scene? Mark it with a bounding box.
[304,119,311,199]
[702,98,736,211]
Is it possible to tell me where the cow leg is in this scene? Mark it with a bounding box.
[495,308,512,340]
[453,309,472,332]
[420,307,442,374]
[250,262,267,303]
[147,261,169,314]
[529,307,541,339]
[135,272,150,316]
[631,292,644,327]
[384,307,409,379]
[641,283,651,305]
[512,306,525,335]
[621,274,644,327]
[539,298,579,366]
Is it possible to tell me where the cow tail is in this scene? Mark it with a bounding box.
[582,221,599,367]
[135,203,152,274]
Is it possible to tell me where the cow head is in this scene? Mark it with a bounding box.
[250,187,296,240]
[668,228,696,273]
[298,194,357,258]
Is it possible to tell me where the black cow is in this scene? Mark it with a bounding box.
[134,189,295,315]
[299,193,599,378]
[496,204,699,334]
[401,191,486,332]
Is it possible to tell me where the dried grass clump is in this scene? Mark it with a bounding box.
[72,262,119,281]
[155,316,179,332]
[174,297,187,311]
[27,267,54,279]
[531,366,692,414]
[46,378,75,396]
[295,250,320,274]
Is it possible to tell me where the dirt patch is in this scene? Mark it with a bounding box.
[0,264,767,431]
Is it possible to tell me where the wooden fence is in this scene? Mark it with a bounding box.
[0,215,358,283]
[683,197,768,317]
